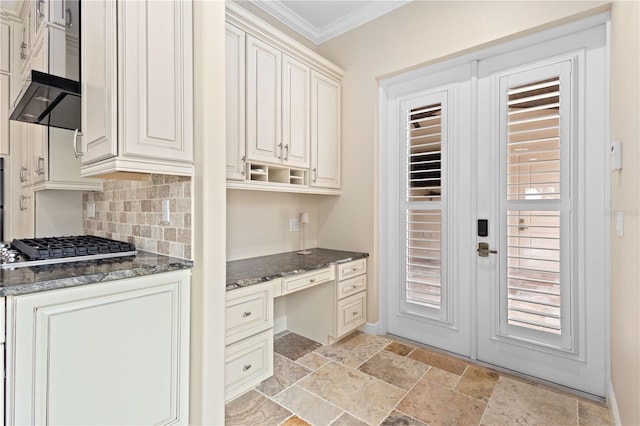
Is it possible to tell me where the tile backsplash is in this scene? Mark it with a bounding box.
[83,174,192,259]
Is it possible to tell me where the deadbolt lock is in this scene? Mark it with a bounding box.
[477,242,498,257]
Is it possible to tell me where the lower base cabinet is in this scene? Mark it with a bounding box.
[4,270,191,425]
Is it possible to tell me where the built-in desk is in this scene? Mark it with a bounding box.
[225,248,369,402]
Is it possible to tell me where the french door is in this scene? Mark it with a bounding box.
[382,17,608,396]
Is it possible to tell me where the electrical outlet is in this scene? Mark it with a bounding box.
[289,218,299,232]
[87,201,95,218]
[162,199,171,223]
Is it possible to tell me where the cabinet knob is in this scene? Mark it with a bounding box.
[36,157,45,176]
[352,311,359,316]
[19,166,28,182]
[242,364,252,372]
[352,284,358,289]
[309,278,316,283]
[352,267,359,272]
[242,311,252,317]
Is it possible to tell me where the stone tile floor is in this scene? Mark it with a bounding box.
[225,331,612,426]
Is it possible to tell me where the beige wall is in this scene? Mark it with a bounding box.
[226,190,320,260]
[610,1,640,424]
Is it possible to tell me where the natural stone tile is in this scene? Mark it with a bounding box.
[381,410,427,425]
[397,379,485,425]
[296,352,331,371]
[282,415,312,426]
[273,385,343,426]
[299,362,405,425]
[482,376,578,425]
[423,366,460,389]
[578,400,612,425]
[314,331,391,368]
[408,347,469,375]
[385,341,415,357]
[255,353,312,397]
[358,349,428,390]
[455,364,499,402]
[330,412,368,426]
[275,333,323,361]
[225,390,291,426]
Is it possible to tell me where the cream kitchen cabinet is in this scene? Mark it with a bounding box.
[246,35,310,170]
[286,259,367,345]
[4,270,191,425]
[310,71,341,189]
[226,3,343,194]
[226,22,246,181]
[1,16,12,155]
[80,0,193,178]
[225,280,275,402]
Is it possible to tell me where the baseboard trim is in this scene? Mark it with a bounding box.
[608,381,621,425]
[274,316,287,335]
[360,321,382,335]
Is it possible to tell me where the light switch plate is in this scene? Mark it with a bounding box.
[289,218,299,232]
[87,201,95,218]
[162,199,170,223]
[616,211,624,237]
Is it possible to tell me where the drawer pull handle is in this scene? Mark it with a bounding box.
[352,267,359,271]
[352,284,359,289]
[352,311,359,316]
[309,278,316,283]
[242,311,252,317]
[242,364,252,372]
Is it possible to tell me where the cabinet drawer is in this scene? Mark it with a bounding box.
[226,281,273,344]
[225,329,273,402]
[337,274,367,300]
[335,291,366,338]
[337,258,367,281]
[282,267,334,295]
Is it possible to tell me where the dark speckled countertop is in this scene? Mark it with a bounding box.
[0,251,193,296]
[226,248,369,290]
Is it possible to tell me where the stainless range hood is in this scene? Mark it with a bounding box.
[9,70,81,131]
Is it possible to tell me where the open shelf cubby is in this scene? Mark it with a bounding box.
[247,163,307,186]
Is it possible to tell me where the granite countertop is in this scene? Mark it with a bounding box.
[226,248,369,291]
[0,251,193,297]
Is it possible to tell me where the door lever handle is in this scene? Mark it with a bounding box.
[477,242,497,257]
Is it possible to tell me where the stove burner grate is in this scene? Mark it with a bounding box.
[11,236,136,261]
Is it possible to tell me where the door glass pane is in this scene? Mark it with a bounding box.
[507,78,560,201]
[404,100,445,313]
[507,210,561,334]
[406,209,441,308]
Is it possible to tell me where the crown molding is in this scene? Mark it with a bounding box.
[251,0,411,45]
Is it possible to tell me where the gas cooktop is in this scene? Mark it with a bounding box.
[1,236,137,269]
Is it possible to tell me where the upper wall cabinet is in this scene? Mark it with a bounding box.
[80,0,193,178]
[225,4,343,195]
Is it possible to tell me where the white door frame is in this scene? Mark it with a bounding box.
[379,12,610,395]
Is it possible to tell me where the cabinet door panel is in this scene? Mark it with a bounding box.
[0,21,10,73]
[246,35,281,164]
[120,0,193,162]
[226,23,246,180]
[1,73,9,155]
[282,55,310,168]
[310,71,341,189]
[6,271,190,425]
[81,0,118,163]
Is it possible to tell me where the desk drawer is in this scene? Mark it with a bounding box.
[226,281,273,344]
[335,291,366,338]
[225,329,273,402]
[282,267,334,295]
[337,274,367,300]
[337,259,367,281]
